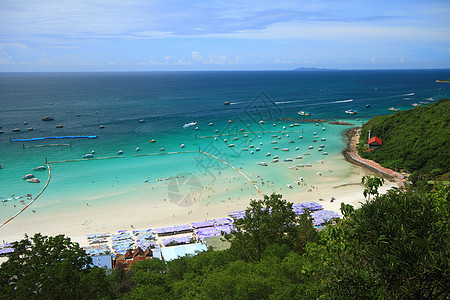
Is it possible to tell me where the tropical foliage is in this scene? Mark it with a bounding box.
[1,189,448,299]
[358,98,449,182]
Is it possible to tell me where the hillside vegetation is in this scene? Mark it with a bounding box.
[358,99,449,181]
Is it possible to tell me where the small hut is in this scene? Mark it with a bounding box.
[368,136,382,149]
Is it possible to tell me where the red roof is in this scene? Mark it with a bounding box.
[368,136,382,146]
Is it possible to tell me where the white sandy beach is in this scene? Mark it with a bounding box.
[0,158,396,247]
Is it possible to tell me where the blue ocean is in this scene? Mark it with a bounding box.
[0,70,449,229]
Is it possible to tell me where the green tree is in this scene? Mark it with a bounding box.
[0,233,110,299]
[361,175,384,200]
[227,193,318,262]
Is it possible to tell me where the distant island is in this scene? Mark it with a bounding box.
[294,67,339,71]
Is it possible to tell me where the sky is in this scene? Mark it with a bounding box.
[0,0,449,71]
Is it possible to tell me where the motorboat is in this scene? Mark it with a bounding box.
[284,158,293,162]
[117,150,123,155]
[209,123,214,126]
[22,174,34,179]
[365,104,371,108]
[27,178,40,183]
[273,159,279,163]
[345,109,358,114]
[298,111,311,116]
[183,122,197,128]
[149,139,156,143]
[228,144,234,147]
[295,147,299,150]
[224,101,230,105]
[12,128,20,132]
[322,152,328,155]
[266,153,271,156]
[32,166,46,171]
[180,144,185,148]
[257,162,268,166]
[282,148,289,151]
[388,107,400,111]
[159,148,165,151]
[42,116,54,121]
[308,146,314,149]
[138,119,145,123]
[296,156,303,159]
[55,125,63,128]
[83,154,94,158]
[99,125,105,129]
[286,184,293,189]
[321,138,326,141]
[135,147,140,151]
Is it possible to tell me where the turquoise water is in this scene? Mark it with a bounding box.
[1,70,449,223]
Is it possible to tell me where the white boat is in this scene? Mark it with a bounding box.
[345,109,358,114]
[388,107,400,111]
[228,144,234,147]
[233,137,238,140]
[266,153,271,156]
[135,147,140,151]
[273,159,279,163]
[180,144,185,148]
[322,152,328,155]
[242,148,249,151]
[284,158,293,162]
[286,184,293,189]
[183,122,197,128]
[257,162,268,166]
[321,138,326,141]
[22,174,34,179]
[159,148,165,151]
[83,154,94,158]
[138,119,145,123]
[32,166,46,171]
[295,147,299,150]
[298,111,311,116]
[282,148,289,151]
[117,150,123,155]
[271,141,277,144]
[27,178,40,183]
[208,123,214,126]
[308,146,313,149]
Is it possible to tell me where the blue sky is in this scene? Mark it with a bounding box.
[0,0,449,71]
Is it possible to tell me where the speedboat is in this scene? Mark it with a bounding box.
[22,174,34,179]
[224,101,230,105]
[117,150,123,155]
[208,123,214,126]
[321,138,326,141]
[32,166,46,171]
[298,111,311,116]
[135,147,140,151]
[272,159,279,163]
[266,153,271,156]
[345,109,358,114]
[183,122,197,128]
[228,144,234,147]
[180,144,185,148]
[365,104,371,108]
[159,148,165,151]
[138,119,145,123]
[27,178,40,183]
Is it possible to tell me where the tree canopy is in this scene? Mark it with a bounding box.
[358,98,449,181]
[0,233,111,299]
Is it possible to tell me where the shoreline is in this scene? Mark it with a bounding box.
[342,127,405,187]
[0,124,400,248]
